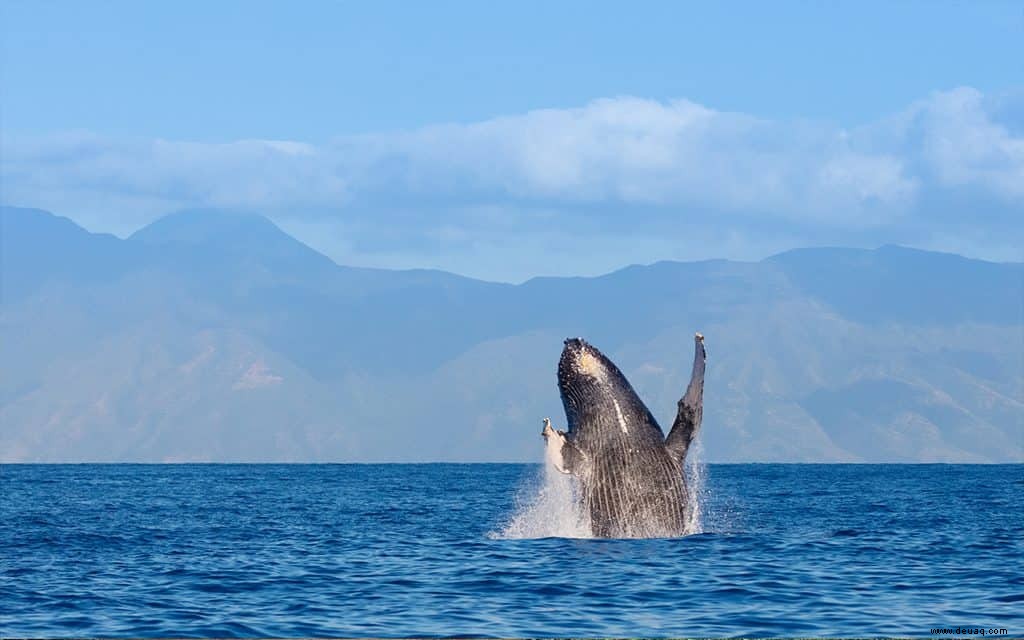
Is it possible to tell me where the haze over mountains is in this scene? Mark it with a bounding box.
[1,206,1021,462]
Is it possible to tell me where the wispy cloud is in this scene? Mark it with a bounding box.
[2,87,1021,279]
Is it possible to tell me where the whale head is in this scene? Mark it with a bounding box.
[558,338,652,437]
[558,338,618,385]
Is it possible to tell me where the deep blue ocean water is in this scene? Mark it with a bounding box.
[1,463,1021,638]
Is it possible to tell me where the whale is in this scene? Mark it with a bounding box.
[542,333,705,538]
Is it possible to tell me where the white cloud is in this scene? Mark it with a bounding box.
[342,96,918,224]
[912,88,1024,198]
[0,133,347,231]
[1,87,1021,277]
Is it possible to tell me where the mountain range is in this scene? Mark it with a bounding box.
[1,206,1021,462]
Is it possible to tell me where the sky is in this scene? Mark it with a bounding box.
[2,0,1022,281]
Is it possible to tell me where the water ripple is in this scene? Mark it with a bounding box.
[1,463,1021,637]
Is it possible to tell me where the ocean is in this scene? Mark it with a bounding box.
[1,463,1021,637]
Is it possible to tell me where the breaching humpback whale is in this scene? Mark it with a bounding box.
[542,333,705,538]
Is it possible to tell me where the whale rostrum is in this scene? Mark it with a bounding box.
[542,333,706,538]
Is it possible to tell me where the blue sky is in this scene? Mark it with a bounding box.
[2,1,1022,281]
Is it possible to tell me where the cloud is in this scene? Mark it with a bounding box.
[2,87,1022,279]
[0,133,347,230]
[381,97,917,224]
[908,88,1024,199]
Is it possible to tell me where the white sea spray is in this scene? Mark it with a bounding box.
[493,436,707,539]
[683,438,707,535]
[491,447,591,539]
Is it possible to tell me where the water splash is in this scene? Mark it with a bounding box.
[492,446,591,539]
[683,439,707,535]
[494,439,707,539]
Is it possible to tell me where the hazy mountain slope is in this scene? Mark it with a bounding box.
[1,206,1021,462]
[768,245,1023,325]
[0,207,137,303]
[0,324,358,462]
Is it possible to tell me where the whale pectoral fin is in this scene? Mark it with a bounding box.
[665,333,705,463]
[542,418,582,474]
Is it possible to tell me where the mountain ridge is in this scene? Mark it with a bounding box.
[7,204,1022,284]
[1,206,1021,463]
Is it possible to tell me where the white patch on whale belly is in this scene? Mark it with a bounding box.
[611,398,629,435]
